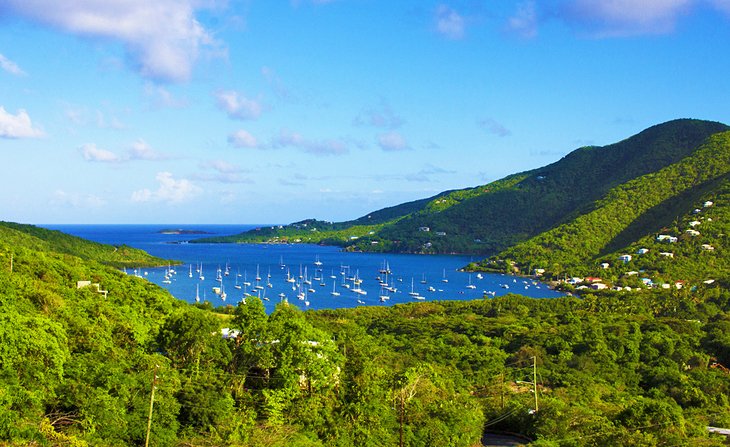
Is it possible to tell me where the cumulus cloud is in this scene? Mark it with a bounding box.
[79,139,167,162]
[377,131,410,151]
[228,129,259,148]
[215,90,263,120]
[478,118,512,137]
[128,139,165,160]
[1,0,218,82]
[273,129,348,156]
[506,1,539,38]
[560,0,693,36]
[79,143,121,162]
[131,171,201,203]
[435,4,466,39]
[51,190,106,208]
[0,107,44,139]
[0,54,25,76]
[353,100,404,129]
[193,160,252,184]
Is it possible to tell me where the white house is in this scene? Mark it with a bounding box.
[689,221,701,227]
[702,244,715,251]
[704,201,714,207]
[618,254,632,263]
[686,229,700,237]
[636,248,649,255]
[659,252,675,258]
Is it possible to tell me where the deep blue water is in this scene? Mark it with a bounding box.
[43,224,563,312]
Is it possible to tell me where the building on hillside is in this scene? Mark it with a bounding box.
[618,254,632,263]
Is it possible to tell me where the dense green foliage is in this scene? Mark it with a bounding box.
[197,119,730,256]
[0,222,171,268]
[2,221,730,446]
[486,131,730,287]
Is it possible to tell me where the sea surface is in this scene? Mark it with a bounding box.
[43,224,564,312]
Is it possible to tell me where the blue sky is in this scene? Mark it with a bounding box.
[1,0,729,224]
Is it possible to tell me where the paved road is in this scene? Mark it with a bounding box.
[482,432,530,446]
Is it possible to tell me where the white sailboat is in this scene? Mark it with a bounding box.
[331,281,340,297]
[466,274,477,289]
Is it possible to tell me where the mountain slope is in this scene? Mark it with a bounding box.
[481,130,730,284]
[199,119,730,254]
[0,221,170,267]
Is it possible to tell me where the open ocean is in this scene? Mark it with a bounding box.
[43,224,564,312]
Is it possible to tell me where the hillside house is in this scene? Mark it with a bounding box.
[689,220,701,227]
[659,252,675,258]
[704,201,714,207]
[657,234,678,243]
[618,254,632,263]
[702,244,715,251]
[601,262,610,269]
[636,248,649,255]
[418,226,430,232]
[686,229,700,237]
[590,283,608,290]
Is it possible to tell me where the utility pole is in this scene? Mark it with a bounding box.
[145,365,159,447]
[399,391,404,447]
[532,356,538,413]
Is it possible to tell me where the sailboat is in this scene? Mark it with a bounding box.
[234,275,242,290]
[220,282,227,301]
[441,268,448,283]
[314,255,323,267]
[195,283,200,303]
[199,263,205,281]
[409,277,420,297]
[466,274,477,289]
[379,285,389,302]
[331,281,340,297]
[189,264,193,278]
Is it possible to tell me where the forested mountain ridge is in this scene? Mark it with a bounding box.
[482,130,730,286]
[0,221,170,267]
[197,119,730,255]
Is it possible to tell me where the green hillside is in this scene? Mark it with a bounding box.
[482,131,730,288]
[3,222,730,446]
[200,119,730,255]
[0,221,171,267]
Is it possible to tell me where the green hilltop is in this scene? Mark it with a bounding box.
[196,119,730,257]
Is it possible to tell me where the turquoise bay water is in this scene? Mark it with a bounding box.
[44,224,563,312]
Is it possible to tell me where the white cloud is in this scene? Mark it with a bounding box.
[215,90,263,120]
[0,54,26,76]
[2,0,219,82]
[202,160,242,174]
[435,4,466,39]
[79,143,121,162]
[228,129,259,148]
[506,1,539,38]
[273,129,348,156]
[131,171,201,203]
[128,139,165,160]
[353,100,404,129]
[0,107,44,139]
[377,131,410,151]
[561,0,693,36]
[51,190,106,208]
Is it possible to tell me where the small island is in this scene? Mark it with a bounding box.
[157,228,213,235]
